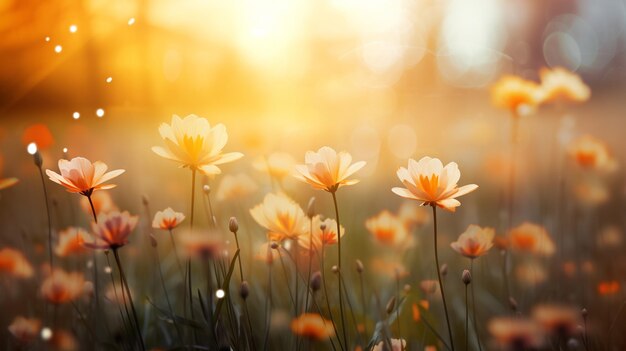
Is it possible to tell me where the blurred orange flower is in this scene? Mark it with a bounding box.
[0,247,34,278]
[79,191,117,216]
[419,280,439,296]
[250,193,308,241]
[397,201,429,228]
[290,313,335,340]
[152,207,185,230]
[365,210,411,247]
[215,173,258,201]
[298,216,344,251]
[597,280,620,296]
[509,222,555,256]
[8,316,41,344]
[515,261,548,287]
[574,180,609,206]
[532,304,581,337]
[370,258,409,279]
[392,156,478,212]
[253,152,296,180]
[152,114,243,176]
[491,75,542,116]
[179,230,223,260]
[488,317,544,350]
[450,224,495,259]
[294,146,366,192]
[87,211,138,249]
[41,269,87,304]
[22,123,54,150]
[569,135,617,172]
[55,227,89,257]
[46,157,125,195]
[372,338,406,351]
[539,67,590,104]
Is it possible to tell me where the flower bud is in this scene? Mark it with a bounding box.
[203,185,210,194]
[403,284,411,293]
[355,259,364,273]
[311,271,322,292]
[240,281,250,300]
[440,263,448,277]
[462,269,471,285]
[307,197,316,218]
[386,296,396,314]
[142,195,149,206]
[270,242,279,250]
[581,308,588,318]
[149,233,158,248]
[508,297,518,312]
[320,223,327,231]
[331,265,339,274]
[229,217,239,233]
[33,151,43,168]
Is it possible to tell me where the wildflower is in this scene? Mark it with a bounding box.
[488,317,544,350]
[450,224,495,259]
[294,146,366,192]
[515,261,548,287]
[491,75,542,116]
[372,338,406,351]
[392,156,478,212]
[45,157,125,196]
[508,222,555,256]
[538,67,590,104]
[569,135,617,172]
[0,247,34,278]
[152,114,243,175]
[152,207,185,230]
[290,313,335,340]
[79,191,117,216]
[370,258,409,279]
[298,216,344,251]
[179,230,223,260]
[365,210,411,247]
[532,304,581,337]
[8,316,41,344]
[55,227,89,257]
[216,173,258,201]
[86,211,138,250]
[40,269,87,304]
[250,193,308,242]
[253,152,296,180]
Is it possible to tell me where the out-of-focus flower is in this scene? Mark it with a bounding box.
[562,261,577,278]
[8,316,41,344]
[298,216,344,251]
[370,258,409,279]
[0,177,18,190]
[216,173,258,201]
[254,242,280,264]
[55,227,89,257]
[87,211,138,250]
[40,269,87,304]
[152,207,185,230]
[493,235,509,251]
[450,224,495,259]
[392,156,478,212]
[250,193,308,242]
[397,201,429,228]
[597,226,622,248]
[488,317,544,350]
[290,313,334,340]
[372,338,406,351]
[253,152,296,180]
[597,280,620,296]
[574,180,609,206]
[581,260,595,275]
[0,247,34,278]
[294,146,366,192]
[538,67,590,104]
[152,114,243,176]
[179,230,223,260]
[47,329,78,351]
[46,157,125,195]
[365,210,410,247]
[491,75,542,116]
[532,304,581,337]
[22,123,54,150]
[515,261,548,287]
[569,135,617,172]
[419,280,439,296]
[508,222,555,256]
[79,191,117,216]
[411,301,430,323]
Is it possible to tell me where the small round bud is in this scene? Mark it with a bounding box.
[462,269,471,285]
[270,242,279,250]
[581,308,588,318]
[203,185,210,194]
[403,284,411,293]
[386,296,396,314]
[440,264,448,277]
[142,195,149,206]
[320,223,327,231]
[508,297,518,312]
[149,233,157,248]
[576,325,584,335]
[307,197,316,218]
[229,217,239,233]
[33,151,43,168]
[240,281,250,300]
[355,259,364,273]
[331,265,339,274]
[310,271,322,291]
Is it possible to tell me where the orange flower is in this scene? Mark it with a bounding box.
[372,338,406,351]
[392,156,478,212]
[574,180,609,206]
[290,313,335,340]
[215,173,258,201]
[0,247,34,278]
[397,201,429,228]
[508,222,555,256]
[538,67,590,104]
[450,224,495,259]
[597,226,622,248]
[87,211,138,250]
[365,210,411,247]
[515,261,548,287]
[250,193,308,241]
[294,146,366,192]
[47,329,78,351]
[179,230,223,260]
[253,152,296,180]
[152,114,243,175]
[597,280,620,296]
[46,157,125,196]
[488,317,544,350]
[298,216,344,251]
[41,269,87,304]
[491,75,542,116]
[0,177,18,190]
[532,304,581,337]
[419,280,439,296]
[8,316,41,344]
[152,207,185,230]
[55,227,89,257]
[569,135,617,172]
[22,123,54,150]
[79,191,117,216]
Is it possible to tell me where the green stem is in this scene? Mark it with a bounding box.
[331,191,348,350]
[113,248,145,351]
[304,217,314,313]
[432,205,455,351]
[37,166,53,270]
[465,284,469,351]
[470,260,483,351]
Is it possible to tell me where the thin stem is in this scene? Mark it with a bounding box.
[304,217,314,313]
[503,115,519,304]
[396,274,402,345]
[432,205,455,351]
[87,195,98,223]
[320,243,344,351]
[188,169,197,344]
[331,191,348,351]
[168,229,184,277]
[470,260,483,351]
[37,166,53,270]
[358,273,368,338]
[155,248,183,342]
[113,248,146,351]
[465,284,469,351]
[263,255,273,351]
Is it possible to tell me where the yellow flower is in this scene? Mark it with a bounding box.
[365,210,411,247]
[46,157,125,195]
[253,152,296,180]
[392,156,478,212]
[250,193,308,241]
[491,75,542,116]
[539,67,590,104]
[508,222,555,256]
[294,146,366,192]
[216,173,258,201]
[297,216,344,251]
[569,135,617,172]
[0,177,18,190]
[450,225,495,259]
[152,114,243,175]
[152,207,185,230]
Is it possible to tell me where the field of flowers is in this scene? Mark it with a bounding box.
[1,1,626,351]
